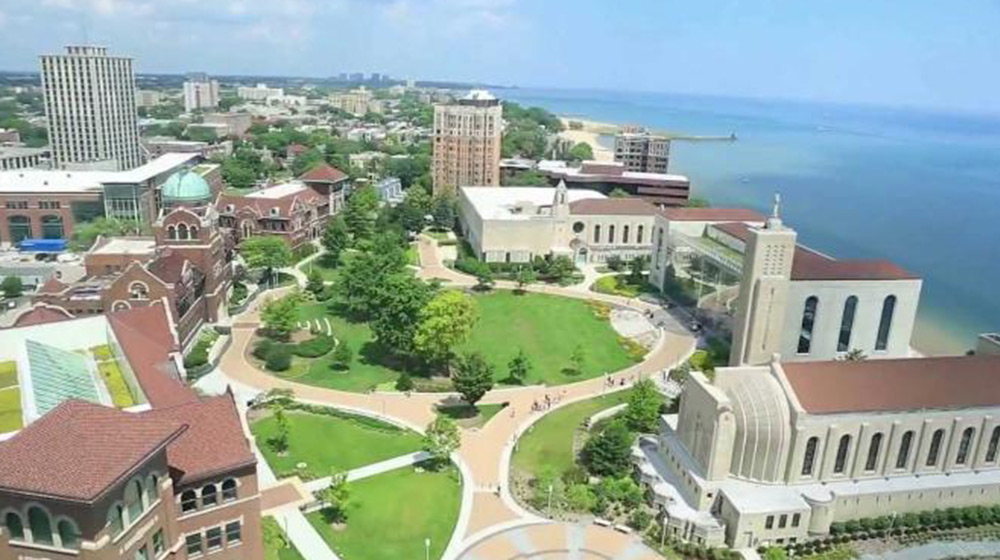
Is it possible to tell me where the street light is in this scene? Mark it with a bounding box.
[660,511,669,548]
[424,537,431,560]
[547,483,554,514]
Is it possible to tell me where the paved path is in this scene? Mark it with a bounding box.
[303,451,433,493]
[216,239,696,560]
[457,521,662,560]
[270,505,342,560]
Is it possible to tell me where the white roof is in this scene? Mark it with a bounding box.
[464,89,496,101]
[245,181,308,199]
[0,153,198,193]
[460,186,604,221]
[91,237,156,255]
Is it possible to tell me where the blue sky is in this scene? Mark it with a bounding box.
[1,0,999,113]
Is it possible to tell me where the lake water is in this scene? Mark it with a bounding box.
[498,88,1000,355]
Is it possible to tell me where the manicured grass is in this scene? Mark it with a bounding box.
[0,387,24,433]
[405,244,419,266]
[95,357,136,408]
[90,345,114,361]
[592,274,655,298]
[305,252,355,282]
[0,361,17,389]
[512,392,628,478]
[307,465,461,560]
[263,517,305,560]
[424,229,451,241]
[459,291,636,386]
[251,410,423,479]
[436,403,506,428]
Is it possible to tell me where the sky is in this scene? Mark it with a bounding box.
[1,0,999,113]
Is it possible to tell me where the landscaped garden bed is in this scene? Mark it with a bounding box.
[90,345,135,408]
[435,401,506,429]
[263,516,305,560]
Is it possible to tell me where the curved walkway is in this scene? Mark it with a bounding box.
[218,238,696,560]
[458,522,662,560]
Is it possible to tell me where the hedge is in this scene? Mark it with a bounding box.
[292,335,335,358]
[265,345,292,372]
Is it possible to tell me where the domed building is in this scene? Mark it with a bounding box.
[160,167,216,208]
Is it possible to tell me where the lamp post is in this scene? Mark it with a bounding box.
[547,483,554,514]
[424,537,431,560]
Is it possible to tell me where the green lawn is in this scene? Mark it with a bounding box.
[405,244,419,266]
[0,388,24,433]
[436,403,506,428]
[307,465,461,560]
[263,517,305,560]
[592,274,656,298]
[424,229,451,242]
[96,359,136,408]
[251,410,423,479]
[304,252,355,282]
[0,361,17,389]
[512,392,628,478]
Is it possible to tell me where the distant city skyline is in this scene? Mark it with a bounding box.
[1,0,999,114]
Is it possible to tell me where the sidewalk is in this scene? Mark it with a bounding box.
[303,451,433,493]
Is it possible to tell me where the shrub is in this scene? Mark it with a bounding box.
[561,465,589,485]
[183,341,211,368]
[293,335,335,358]
[331,342,352,370]
[229,281,249,305]
[396,373,415,391]
[293,243,317,262]
[628,508,652,531]
[566,484,596,512]
[253,339,276,360]
[265,346,293,372]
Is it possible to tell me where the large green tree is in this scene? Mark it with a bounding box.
[568,142,594,162]
[369,272,435,357]
[321,216,350,265]
[343,186,381,242]
[623,379,665,433]
[413,290,479,369]
[239,236,293,280]
[581,419,634,477]
[452,352,495,406]
[506,349,532,384]
[260,293,301,341]
[430,193,456,231]
[423,415,460,468]
[332,233,407,319]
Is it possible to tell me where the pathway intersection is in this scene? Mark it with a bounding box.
[217,237,697,559]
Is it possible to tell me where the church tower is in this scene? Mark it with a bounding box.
[730,195,797,366]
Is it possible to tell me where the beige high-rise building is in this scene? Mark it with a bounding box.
[614,126,671,174]
[730,195,798,366]
[40,46,144,171]
[183,73,220,112]
[432,90,502,195]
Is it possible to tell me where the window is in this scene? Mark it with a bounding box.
[181,490,198,513]
[206,527,223,550]
[5,200,28,209]
[153,529,165,555]
[185,533,203,556]
[40,200,61,209]
[8,215,32,244]
[225,521,242,544]
[593,224,601,243]
[222,479,238,502]
[572,221,584,233]
[167,225,176,239]
[797,296,819,354]
[765,515,774,529]
[956,427,976,465]
[107,504,125,536]
[129,282,149,300]
[125,479,145,523]
[147,474,159,505]
[4,512,24,540]
[801,437,819,476]
[838,296,858,352]
[607,224,615,244]
[778,514,787,529]
[201,484,218,508]
[987,427,1000,463]
[875,295,896,351]
[178,223,189,240]
[834,434,851,474]
[28,507,53,546]
[896,431,914,469]
[927,429,945,466]
[792,513,801,528]
[637,225,644,244]
[135,544,149,560]
[866,433,883,471]
[57,520,80,549]
[190,225,199,238]
[623,225,630,244]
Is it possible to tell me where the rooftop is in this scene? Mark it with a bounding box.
[460,186,604,221]
[539,159,690,185]
[0,153,198,193]
[244,181,308,200]
[658,207,767,222]
[90,237,157,256]
[569,197,659,216]
[781,356,1000,414]
[299,163,349,184]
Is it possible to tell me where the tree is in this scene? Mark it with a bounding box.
[306,267,324,295]
[321,216,350,265]
[568,141,594,162]
[396,186,430,233]
[581,419,634,477]
[413,291,479,369]
[686,197,711,208]
[545,255,576,284]
[260,293,300,341]
[369,272,434,357]
[502,170,549,187]
[269,405,290,454]
[762,548,788,560]
[69,218,143,252]
[239,236,292,281]
[515,267,537,293]
[331,341,352,370]
[507,349,532,385]
[452,352,495,407]
[343,186,380,242]
[623,379,665,433]
[1,276,23,298]
[628,256,646,286]
[430,193,456,231]
[385,156,428,189]
[567,344,585,375]
[474,267,495,291]
[423,415,460,467]
[333,234,408,319]
[320,470,351,523]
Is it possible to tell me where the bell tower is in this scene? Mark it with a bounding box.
[730,194,797,366]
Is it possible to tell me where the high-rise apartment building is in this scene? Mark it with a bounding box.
[613,126,671,174]
[432,90,503,195]
[183,72,220,112]
[40,46,144,171]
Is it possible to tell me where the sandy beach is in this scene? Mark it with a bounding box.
[557,117,619,162]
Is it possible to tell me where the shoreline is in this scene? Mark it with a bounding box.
[557,117,617,162]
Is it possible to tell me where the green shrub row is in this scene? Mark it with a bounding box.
[830,505,1000,536]
[283,402,405,434]
[253,335,335,372]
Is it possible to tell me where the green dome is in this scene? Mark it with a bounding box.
[162,169,211,203]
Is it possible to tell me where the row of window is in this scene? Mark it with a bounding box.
[802,426,1000,477]
[6,214,65,243]
[764,512,801,530]
[108,474,161,538]
[3,508,80,549]
[180,479,239,514]
[133,528,166,560]
[797,295,896,354]
[185,521,242,557]
[588,223,646,245]
[166,223,200,240]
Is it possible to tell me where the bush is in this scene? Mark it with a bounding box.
[628,508,652,531]
[265,346,293,371]
[331,342,352,370]
[229,281,249,305]
[566,484,596,512]
[253,339,276,360]
[293,243,317,262]
[293,335,335,358]
[396,373,415,391]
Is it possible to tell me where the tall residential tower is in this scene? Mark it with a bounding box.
[432,90,502,195]
[40,46,144,171]
[614,126,671,174]
[183,72,220,112]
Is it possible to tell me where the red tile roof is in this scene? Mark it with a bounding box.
[299,163,348,184]
[659,207,766,222]
[108,305,199,408]
[569,198,658,216]
[147,251,190,285]
[782,356,1000,414]
[218,184,327,220]
[286,143,308,156]
[36,277,68,294]
[11,304,74,327]
[709,222,918,281]
[143,393,255,485]
[0,400,186,502]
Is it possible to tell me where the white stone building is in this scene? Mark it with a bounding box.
[183,73,220,112]
[40,46,144,171]
[457,183,657,264]
[237,83,283,101]
[432,90,502,194]
[635,355,1000,549]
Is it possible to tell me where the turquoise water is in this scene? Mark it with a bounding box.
[498,88,1000,354]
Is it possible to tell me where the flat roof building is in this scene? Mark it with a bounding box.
[538,160,691,206]
[432,90,502,195]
